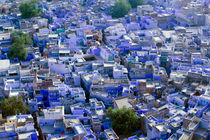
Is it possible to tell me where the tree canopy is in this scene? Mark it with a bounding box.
[129,0,145,8]
[109,0,131,18]
[0,97,29,117]
[8,31,32,61]
[107,107,141,135]
[19,0,41,19]
[11,31,32,44]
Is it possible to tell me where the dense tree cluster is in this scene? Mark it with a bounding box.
[109,0,145,18]
[107,107,141,135]
[8,31,32,61]
[19,0,41,19]
[109,0,131,18]
[0,97,29,117]
[129,0,145,8]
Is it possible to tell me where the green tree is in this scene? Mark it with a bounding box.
[19,0,41,19]
[109,0,131,18]
[129,0,145,8]
[8,31,32,61]
[8,41,27,61]
[107,107,141,135]
[0,97,29,117]
[11,31,32,44]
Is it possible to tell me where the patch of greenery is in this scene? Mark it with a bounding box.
[129,0,145,8]
[107,107,141,135]
[109,0,131,18]
[19,0,41,19]
[1,97,29,117]
[8,31,32,61]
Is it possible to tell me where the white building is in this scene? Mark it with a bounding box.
[105,23,126,41]
[43,106,64,120]
[0,32,10,41]
[6,114,35,133]
[37,18,48,28]
[113,66,128,79]
[205,14,210,26]
[137,5,153,16]
[100,46,115,61]
[0,59,10,70]
[48,58,72,75]
[70,88,86,103]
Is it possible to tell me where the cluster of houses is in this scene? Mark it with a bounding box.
[0,0,209,139]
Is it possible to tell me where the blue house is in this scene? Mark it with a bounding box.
[33,33,49,53]
[84,134,96,140]
[0,32,11,45]
[29,99,39,113]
